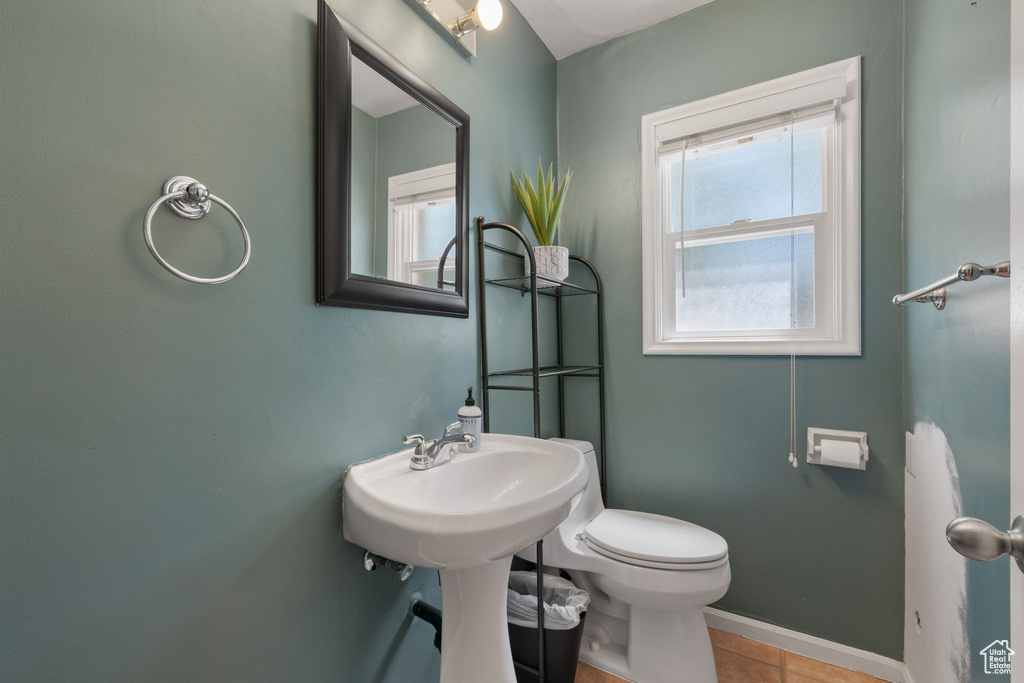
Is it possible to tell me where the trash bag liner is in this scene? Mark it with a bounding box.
[507,571,590,630]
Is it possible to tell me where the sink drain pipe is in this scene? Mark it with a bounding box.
[362,550,414,581]
[410,599,442,652]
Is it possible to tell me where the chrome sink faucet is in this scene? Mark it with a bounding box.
[404,422,477,470]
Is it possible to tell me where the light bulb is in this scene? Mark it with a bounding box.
[474,0,503,31]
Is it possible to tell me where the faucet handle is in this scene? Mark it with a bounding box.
[403,434,426,455]
[442,422,463,438]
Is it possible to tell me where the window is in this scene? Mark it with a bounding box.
[386,163,458,289]
[641,58,861,355]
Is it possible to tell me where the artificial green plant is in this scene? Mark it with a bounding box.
[510,160,573,247]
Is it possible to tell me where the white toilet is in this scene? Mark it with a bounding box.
[517,439,730,683]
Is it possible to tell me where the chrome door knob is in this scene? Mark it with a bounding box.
[946,515,1024,572]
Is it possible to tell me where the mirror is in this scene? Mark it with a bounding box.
[349,57,458,288]
[317,1,470,317]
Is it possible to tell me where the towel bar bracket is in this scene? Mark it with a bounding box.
[900,288,947,310]
[161,175,212,219]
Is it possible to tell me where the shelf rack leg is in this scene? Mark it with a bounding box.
[537,539,546,683]
[477,217,491,434]
[557,296,565,438]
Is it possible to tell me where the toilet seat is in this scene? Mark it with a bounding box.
[583,509,729,570]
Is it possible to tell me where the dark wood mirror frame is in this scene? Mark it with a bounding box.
[317,0,470,317]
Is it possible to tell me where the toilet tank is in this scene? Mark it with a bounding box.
[548,438,605,527]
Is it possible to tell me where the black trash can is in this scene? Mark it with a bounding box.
[506,571,590,683]
[508,611,587,683]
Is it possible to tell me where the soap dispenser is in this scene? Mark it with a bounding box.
[458,387,482,450]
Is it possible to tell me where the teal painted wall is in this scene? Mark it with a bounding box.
[351,105,377,274]
[556,0,906,657]
[0,0,555,680]
[903,0,1011,678]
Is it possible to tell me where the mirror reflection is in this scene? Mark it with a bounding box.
[350,55,458,289]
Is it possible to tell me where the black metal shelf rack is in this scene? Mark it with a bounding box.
[476,217,607,491]
[475,216,608,683]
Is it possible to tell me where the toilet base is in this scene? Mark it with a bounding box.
[630,605,716,682]
[577,592,718,683]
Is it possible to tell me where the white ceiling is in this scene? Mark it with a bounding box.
[509,0,713,60]
[351,57,419,118]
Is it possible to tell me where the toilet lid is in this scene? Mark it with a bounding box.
[583,509,728,565]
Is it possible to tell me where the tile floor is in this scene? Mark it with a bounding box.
[573,628,890,683]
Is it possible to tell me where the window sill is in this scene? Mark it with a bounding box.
[643,336,861,356]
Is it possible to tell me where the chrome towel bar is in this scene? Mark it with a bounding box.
[143,176,251,285]
[893,261,1010,310]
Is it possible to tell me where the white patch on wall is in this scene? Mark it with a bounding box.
[904,423,970,683]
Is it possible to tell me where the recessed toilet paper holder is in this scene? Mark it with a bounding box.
[806,428,869,470]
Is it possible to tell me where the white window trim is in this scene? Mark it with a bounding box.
[385,163,457,284]
[641,57,861,356]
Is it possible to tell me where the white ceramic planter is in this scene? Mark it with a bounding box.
[524,245,570,285]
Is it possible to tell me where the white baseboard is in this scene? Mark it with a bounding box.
[704,607,907,683]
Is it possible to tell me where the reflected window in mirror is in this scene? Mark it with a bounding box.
[386,164,458,289]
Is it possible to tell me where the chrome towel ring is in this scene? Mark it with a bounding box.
[143,176,251,284]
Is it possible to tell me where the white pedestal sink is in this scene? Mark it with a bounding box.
[342,434,589,683]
